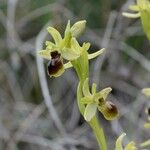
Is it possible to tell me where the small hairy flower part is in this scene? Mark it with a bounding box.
[100,101,118,120]
[47,51,64,77]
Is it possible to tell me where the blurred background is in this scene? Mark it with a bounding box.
[0,0,150,149]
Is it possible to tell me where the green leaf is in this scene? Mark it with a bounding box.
[84,103,97,121]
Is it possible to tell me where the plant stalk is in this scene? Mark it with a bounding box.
[73,51,107,150]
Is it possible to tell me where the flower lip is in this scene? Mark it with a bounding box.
[47,51,64,77]
[147,107,150,115]
[102,101,118,120]
[51,51,61,59]
[105,101,117,114]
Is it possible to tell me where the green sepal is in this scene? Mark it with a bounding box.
[71,20,86,38]
[84,103,97,122]
[47,27,62,45]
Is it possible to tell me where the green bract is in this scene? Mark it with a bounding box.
[122,0,150,40]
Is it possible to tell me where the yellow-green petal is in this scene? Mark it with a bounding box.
[71,38,81,54]
[47,27,62,45]
[95,87,112,100]
[64,61,73,69]
[122,12,140,18]
[129,5,140,11]
[83,42,90,51]
[81,97,93,104]
[88,48,105,60]
[37,50,51,60]
[84,103,97,121]
[71,20,86,37]
[92,83,97,95]
[61,48,80,60]
[64,20,71,36]
[45,41,55,47]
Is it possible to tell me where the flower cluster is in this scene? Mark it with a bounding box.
[37,20,119,149]
[122,0,150,40]
[81,78,118,121]
[38,20,105,77]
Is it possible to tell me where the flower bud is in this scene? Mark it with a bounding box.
[71,20,86,37]
[47,51,64,77]
[99,101,118,120]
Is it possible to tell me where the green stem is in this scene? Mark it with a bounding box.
[89,116,107,150]
[72,50,107,150]
[76,76,107,150]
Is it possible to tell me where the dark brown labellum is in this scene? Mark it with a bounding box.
[51,51,61,59]
[147,107,150,116]
[102,101,118,120]
[47,51,63,76]
[106,101,117,113]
